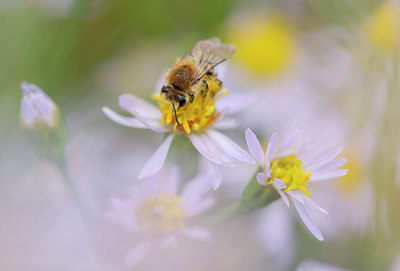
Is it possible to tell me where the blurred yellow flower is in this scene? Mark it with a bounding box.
[365,2,400,54]
[335,153,363,195]
[227,14,296,76]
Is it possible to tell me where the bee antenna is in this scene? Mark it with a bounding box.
[173,104,181,127]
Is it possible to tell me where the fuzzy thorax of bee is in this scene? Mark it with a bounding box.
[153,76,225,134]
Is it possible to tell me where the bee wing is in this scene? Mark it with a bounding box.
[183,37,236,83]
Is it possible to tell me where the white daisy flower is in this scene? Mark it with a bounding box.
[106,167,215,267]
[102,81,254,189]
[20,81,59,128]
[245,122,348,241]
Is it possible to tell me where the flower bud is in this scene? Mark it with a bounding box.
[20,81,68,160]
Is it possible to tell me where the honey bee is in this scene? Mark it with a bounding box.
[160,37,236,126]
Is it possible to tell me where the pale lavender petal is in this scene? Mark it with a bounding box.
[265,132,279,162]
[102,107,148,128]
[265,161,271,177]
[279,120,302,151]
[138,134,175,179]
[124,242,152,267]
[201,159,223,190]
[292,200,324,241]
[305,146,344,171]
[273,178,286,190]
[189,133,236,167]
[309,169,349,182]
[257,172,267,185]
[287,190,305,204]
[304,197,329,215]
[160,166,180,195]
[278,191,290,207]
[309,157,348,173]
[134,111,169,133]
[215,91,256,114]
[212,118,240,130]
[180,170,215,212]
[245,128,265,167]
[185,198,215,218]
[119,94,161,119]
[208,130,254,164]
[184,227,210,240]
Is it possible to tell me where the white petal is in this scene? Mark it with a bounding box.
[124,242,152,267]
[304,197,329,215]
[102,107,148,128]
[309,157,348,173]
[287,190,305,204]
[208,130,254,164]
[189,133,236,167]
[138,134,175,179]
[119,94,161,119]
[212,118,240,130]
[280,120,302,151]
[305,146,344,171]
[134,112,169,133]
[266,132,279,162]
[265,161,271,177]
[257,172,267,185]
[204,160,223,190]
[180,169,215,212]
[215,91,256,114]
[292,200,324,241]
[245,128,265,167]
[184,226,210,240]
[278,191,290,207]
[273,178,286,190]
[160,166,180,195]
[309,169,349,182]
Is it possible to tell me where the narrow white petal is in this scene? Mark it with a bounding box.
[245,128,266,167]
[265,161,271,177]
[124,242,152,267]
[213,118,240,130]
[189,133,236,167]
[134,111,169,132]
[292,200,324,241]
[287,190,305,204]
[184,227,210,240]
[273,178,286,190]
[138,134,175,179]
[280,120,302,151]
[208,130,254,164]
[265,132,279,162]
[309,157,348,173]
[310,169,349,182]
[102,107,148,128]
[304,197,329,215]
[206,161,223,190]
[257,172,267,185]
[306,146,344,171]
[160,166,179,195]
[278,191,290,207]
[119,94,161,119]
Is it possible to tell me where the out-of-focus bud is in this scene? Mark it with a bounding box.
[20,81,68,160]
[240,171,280,210]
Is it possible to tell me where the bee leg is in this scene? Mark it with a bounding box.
[202,79,209,109]
[188,93,194,103]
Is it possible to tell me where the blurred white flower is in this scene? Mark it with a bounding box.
[245,122,348,241]
[106,167,215,267]
[20,81,59,128]
[102,88,254,190]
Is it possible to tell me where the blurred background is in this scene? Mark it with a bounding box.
[1,0,400,270]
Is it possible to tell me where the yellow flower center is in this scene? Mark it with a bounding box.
[153,75,226,134]
[134,192,185,234]
[267,154,312,197]
[227,13,296,75]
